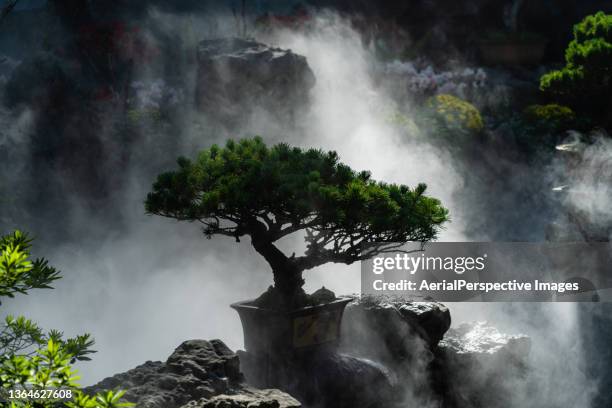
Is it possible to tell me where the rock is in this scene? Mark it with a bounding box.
[182,387,301,408]
[339,295,449,406]
[195,38,315,123]
[85,339,298,408]
[310,286,336,304]
[396,301,452,346]
[299,353,396,408]
[238,350,395,408]
[341,295,451,353]
[439,321,530,359]
[433,322,530,407]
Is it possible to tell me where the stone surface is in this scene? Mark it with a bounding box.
[397,301,452,346]
[84,311,531,408]
[85,339,298,408]
[195,38,315,123]
[238,350,395,408]
[340,297,533,407]
[182,387,301,408]
[339,295,450,406]
[341,295,451,352]
[439,321,530,358]
[433,322,531,407]
[309,286,337,304]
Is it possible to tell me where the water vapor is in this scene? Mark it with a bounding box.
[0,8,604,408]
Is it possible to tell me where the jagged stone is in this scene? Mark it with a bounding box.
[341,295,451,354]
[181,387,301,408]
[85,339,298,408]
[195,37,315,123]
[433,322,531,407]
[439,321,530,358]
[238,350,395,408]
[338,295,449,406]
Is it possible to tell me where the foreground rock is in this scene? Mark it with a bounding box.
[86,339,299,408]
[196,38,315,124]
[340,296,534,407]
[433,322,531,407]
[341,295,451,354]
[182,387,300,408]
[86,312,530,408]
[239,351,395,408]
[440,321,530,358]
[339,295,451,405]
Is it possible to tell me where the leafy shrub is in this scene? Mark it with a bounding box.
[1,339,132,407]
[540,12,612,118]
[0,231,133,408]
[426,94,484,136]
[523,104,576,132]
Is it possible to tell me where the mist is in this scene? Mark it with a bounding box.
[0,6,604,407]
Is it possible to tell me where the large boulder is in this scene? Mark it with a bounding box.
[182,387,301,408]
[339,296,534,407]
[433,322,531,408]
[238,350,395,408]
[298,353,396,408]
[339,295,451,406]
[86,339,299,408]
[341,295,451,355]
[195,38,315,124]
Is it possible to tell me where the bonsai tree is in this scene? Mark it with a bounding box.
[145,138,448,308]
[540,12,612,123]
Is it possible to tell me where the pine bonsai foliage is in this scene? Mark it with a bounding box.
[145,137,449,305]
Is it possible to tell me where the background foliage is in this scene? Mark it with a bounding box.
[540,12,612,122]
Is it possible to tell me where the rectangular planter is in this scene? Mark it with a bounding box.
[231,297,352,356]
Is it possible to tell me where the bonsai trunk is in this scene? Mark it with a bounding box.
[273,266,305,298]
[250,234,306,304]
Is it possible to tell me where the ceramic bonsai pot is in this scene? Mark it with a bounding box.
[231,297,352,356]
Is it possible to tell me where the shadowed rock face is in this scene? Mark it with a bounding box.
[85,307,531,408]
[237,350,396,408]
[182,387,301,408]
[340,296,532,407]
[341,295,451,355]
[440,321,530,357]
[434,322,531,408]
[195,38,315,125]
[85,339,300,408]
[338,295,451,406]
